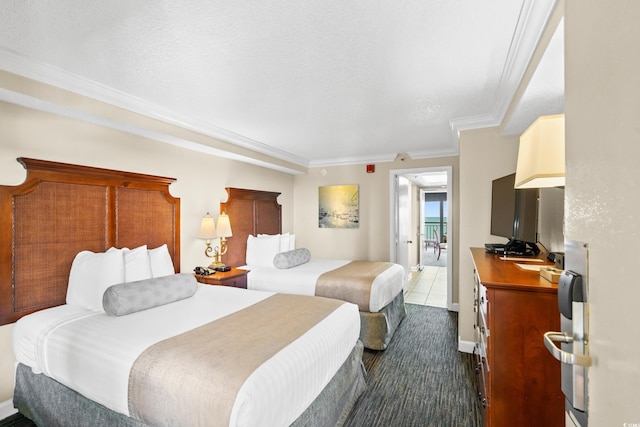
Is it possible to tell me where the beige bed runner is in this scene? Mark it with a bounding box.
[316,261,392,312]
[128,293,345,427]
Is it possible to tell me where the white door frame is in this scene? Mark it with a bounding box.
[389,166,454,311]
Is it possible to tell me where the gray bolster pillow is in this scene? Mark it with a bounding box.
[103,273,198,316]
[273,248,311,269]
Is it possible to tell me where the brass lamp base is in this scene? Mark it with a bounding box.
[204,238,228,270]
[208,261,226,269]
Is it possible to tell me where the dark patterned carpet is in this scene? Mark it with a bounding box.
[344,304,482,427]
[0,413,34,427]
[1,304,481,427]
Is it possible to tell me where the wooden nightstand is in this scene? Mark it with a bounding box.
[194,268,248,289]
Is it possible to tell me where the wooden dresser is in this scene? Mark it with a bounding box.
[471,247,564,427]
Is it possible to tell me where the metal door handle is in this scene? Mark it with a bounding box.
[543,331,591,366]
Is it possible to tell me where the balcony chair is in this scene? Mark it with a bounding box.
[424,230,438,253]
[433,229,447,260]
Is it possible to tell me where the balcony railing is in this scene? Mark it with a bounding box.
[424,221,447,243]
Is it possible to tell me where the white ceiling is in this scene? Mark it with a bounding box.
[0,0,563,172]
[407,171,448,190]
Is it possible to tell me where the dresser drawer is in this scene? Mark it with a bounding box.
[473,342,490,413]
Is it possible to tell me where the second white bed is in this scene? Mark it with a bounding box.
[244,259,407,313]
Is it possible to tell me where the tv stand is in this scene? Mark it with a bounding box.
[485,240,540,256]
[471,248,563,426]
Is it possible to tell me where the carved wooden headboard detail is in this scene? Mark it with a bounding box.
[220,188,282,268]
[0,158,180,326]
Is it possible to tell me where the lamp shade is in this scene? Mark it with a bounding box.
[197,213,217,239]
[514,114,565,189]
[216,213,233,238]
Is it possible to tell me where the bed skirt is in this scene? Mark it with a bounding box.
[359,291,406,350]
[13,341,366,427]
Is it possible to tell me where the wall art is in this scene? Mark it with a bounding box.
[318,184,359,228]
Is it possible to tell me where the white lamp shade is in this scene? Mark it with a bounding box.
[515,114,565,189]
[216,213,233,238]
[197,213,217,239]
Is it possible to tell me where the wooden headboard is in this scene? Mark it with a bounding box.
[220,188,282,268]
[0,158,180,326]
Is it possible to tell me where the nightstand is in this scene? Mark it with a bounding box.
[194,268,248,289]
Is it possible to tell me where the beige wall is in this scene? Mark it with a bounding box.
[293,156,460,301]
[565,1,640,424]
[457,127,519,347]
[0,101,294,403]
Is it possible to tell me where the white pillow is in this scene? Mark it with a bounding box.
[246,234,281,267]
[257,233,296,252]
[279,233,290,252]
[148,244,175,278]
[67,249,125,311]
[122,245,153,282]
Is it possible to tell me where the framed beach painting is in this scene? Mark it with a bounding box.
[318,184,359,228]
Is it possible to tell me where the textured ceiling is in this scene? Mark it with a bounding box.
[0,0,563,171]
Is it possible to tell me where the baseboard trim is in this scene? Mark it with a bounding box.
[0,399,17,420]
[458,337,476,354]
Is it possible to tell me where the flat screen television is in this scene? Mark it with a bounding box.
[489,173,539,255]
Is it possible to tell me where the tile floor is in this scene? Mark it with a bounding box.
[405,265,447,308]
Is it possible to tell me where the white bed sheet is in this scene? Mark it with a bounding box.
[13,284,361,427]
[244,259,407,312]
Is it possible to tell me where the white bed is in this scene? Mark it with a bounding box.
[240,233,408,350]
[245,259,406,313]
[13,282,363,427]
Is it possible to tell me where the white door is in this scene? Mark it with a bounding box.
[396,176,410,273]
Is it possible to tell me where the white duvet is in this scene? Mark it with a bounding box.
[13,284,361,427]
[244,259,407,312]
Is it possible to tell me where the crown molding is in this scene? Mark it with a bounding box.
[0,47,309,171]
[449,0,558,143]
[0,86,306,175]
[407,146,459,160]
[491,0,558,121]
[309,152,398,168]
